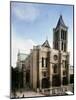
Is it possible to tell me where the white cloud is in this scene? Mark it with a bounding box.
[12,3,40,22]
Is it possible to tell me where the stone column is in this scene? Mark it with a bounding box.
[39,49,42,91]
[67,53,70,85]
[49,63,52,95]
[48,51,53,95]
[59,51,63,87]
[39,77,42,91]
[60,63,63,87]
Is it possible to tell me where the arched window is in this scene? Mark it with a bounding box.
[61,42,63,50]
[61,30,64,39]
[42,57,44,67]
[53,64,58,73]
[64,43,66,52]
[57,42,58,49]
[55,42,58,50]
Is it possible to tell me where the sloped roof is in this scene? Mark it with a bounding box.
[56,15,67,28]
[42,40,50,48]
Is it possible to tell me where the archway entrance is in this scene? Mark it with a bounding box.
[42,78,50,88]
[26,70,30,84]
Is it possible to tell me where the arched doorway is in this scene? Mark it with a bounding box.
[26,70,30,84]
[42,78,50,88]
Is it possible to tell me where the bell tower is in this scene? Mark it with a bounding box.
[53,15,68,52]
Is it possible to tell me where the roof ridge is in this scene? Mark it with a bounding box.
[42,39,50,48]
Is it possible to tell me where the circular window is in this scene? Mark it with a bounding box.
[54,55,58,60]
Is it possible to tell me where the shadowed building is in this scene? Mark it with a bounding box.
[16,15,74,95]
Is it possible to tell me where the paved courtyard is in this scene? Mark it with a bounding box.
[11,84,74,98]
[11,90,44,98]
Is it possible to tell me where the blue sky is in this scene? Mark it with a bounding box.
[11,2,73,67]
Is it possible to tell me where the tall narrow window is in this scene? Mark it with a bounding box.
[55,42,58,50]
[63,71,66,76]
[63,60,67,68]
[42,57,44,67]
[65,61,67,68]
[57,42,58,49]
[44,58,46,67]
[64,31,66,40]
[53,64,58,73]
[63,31,64,39]
[64,43,66,52]
[42,57,47,68]
[61,32,62,39]
[61,42,63,50]
[46,58,48,67]
[55,42,56,49]
[64,32,65,40]
[61,30,64,39]
[22,64,25,67]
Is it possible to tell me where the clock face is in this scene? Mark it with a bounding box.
[54,55,58,60]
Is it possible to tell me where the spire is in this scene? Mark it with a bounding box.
[42,39,50,48]
[56,15,67,29]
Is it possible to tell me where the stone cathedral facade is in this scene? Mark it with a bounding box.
[16,15,73,95]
